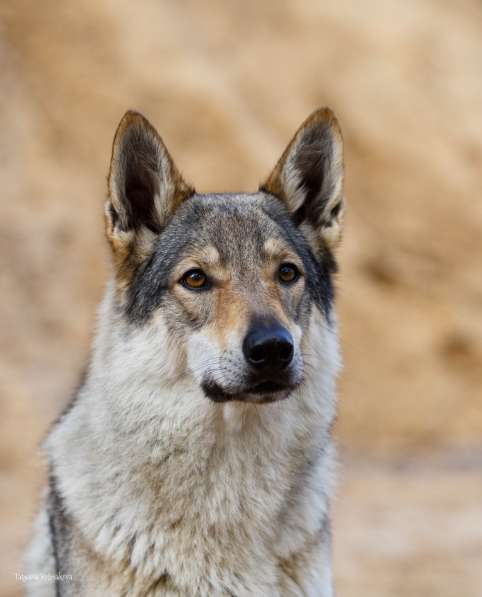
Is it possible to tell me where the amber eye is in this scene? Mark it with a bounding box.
[180,269,211,290]
[278,263,300,285]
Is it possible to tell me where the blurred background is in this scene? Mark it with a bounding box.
[1,1,481,595]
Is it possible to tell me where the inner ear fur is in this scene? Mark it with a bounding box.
[105,111,194,273]
[260,107,345,250]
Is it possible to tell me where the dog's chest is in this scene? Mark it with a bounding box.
[135,407,302,544]
[52,389,332,596]
[102,404,323,593]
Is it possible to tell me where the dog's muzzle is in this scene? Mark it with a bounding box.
[202,320,299,403]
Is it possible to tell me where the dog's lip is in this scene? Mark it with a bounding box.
[201,379,295,403]
[246,380,289,395]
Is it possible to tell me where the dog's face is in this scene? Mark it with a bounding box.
[105,109,344,403]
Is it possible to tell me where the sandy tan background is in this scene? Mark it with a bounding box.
[1,1,481,595]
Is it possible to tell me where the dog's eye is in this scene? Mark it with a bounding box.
[180,268,211,290]
[278,263,300,285]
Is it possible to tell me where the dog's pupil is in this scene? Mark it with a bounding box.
[280,265,296,281]
[189,272,204,286]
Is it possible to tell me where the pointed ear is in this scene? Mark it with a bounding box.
[105,111,194,270]
[260,108,344,250]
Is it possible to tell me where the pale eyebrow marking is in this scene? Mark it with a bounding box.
[263,238,286,260]
[262,238,305,272]
[199,245,221,266]
[263,238,300,262]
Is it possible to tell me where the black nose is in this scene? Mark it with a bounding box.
[243,322,294,372]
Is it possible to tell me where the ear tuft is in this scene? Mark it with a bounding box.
[261,108,345,250]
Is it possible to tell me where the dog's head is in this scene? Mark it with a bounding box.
[104,109,344,403]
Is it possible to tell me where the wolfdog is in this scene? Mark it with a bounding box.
[25,107,345,596]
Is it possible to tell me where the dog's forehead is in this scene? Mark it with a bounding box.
[171,192,289,261]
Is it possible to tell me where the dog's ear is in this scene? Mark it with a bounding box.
[260,108,344,250]
[106,111,194,270]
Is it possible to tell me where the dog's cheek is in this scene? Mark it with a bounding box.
[289,321,303,361]
[293,289,314,332]
[287,322,305,383]
[170,286,216,331]
[185,328,223,385]
[143,311,189,381]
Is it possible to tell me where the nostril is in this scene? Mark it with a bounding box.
[278,341,294,364]
[249,343,268,365]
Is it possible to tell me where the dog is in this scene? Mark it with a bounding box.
[25,106,345,596]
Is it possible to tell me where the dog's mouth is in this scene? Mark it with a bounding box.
[201,379,296,404]
[248,380,287,395]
